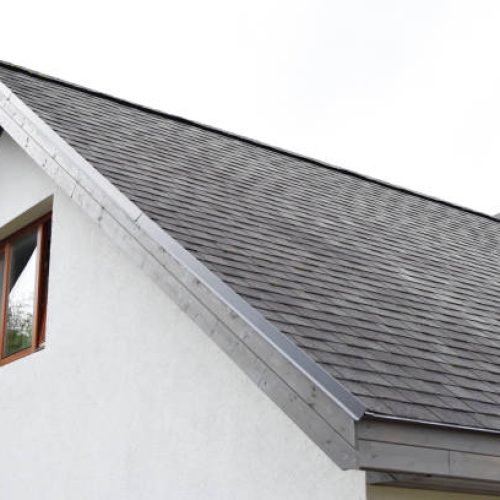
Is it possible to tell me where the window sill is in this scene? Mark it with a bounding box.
[0,344,45,367]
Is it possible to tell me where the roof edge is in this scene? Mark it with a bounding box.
[364,411,500,436]
[0,59,497,224]
[358,417,500,488]
[135,209,365,420]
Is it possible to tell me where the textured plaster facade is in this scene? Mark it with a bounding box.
[0,131,366,499]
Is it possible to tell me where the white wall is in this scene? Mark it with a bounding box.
[0,131,366,499]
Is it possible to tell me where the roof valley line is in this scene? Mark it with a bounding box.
[3,66,500,494]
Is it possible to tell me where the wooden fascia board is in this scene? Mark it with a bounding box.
[367,472,500,496]
[357,418,500,486]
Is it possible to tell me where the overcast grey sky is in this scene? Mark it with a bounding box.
[3,1,500,214]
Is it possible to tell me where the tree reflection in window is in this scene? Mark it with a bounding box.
[5,230,38,357]
[0,252,4,322]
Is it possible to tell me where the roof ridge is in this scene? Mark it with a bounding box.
[0,59,497,224]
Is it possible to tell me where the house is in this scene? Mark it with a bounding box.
[0,60,500,499]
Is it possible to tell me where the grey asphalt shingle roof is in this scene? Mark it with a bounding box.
[2,62,500,431]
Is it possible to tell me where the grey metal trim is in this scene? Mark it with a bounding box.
[0,79,363,469]
[358,419,500,457]
[136,213,365,420]
[364,411,500,436]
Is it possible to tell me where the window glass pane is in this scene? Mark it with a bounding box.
[5,230,38,357]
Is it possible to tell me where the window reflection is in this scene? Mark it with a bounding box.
[5,230,38,357]
[0,252,4,322]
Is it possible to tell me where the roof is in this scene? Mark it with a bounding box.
[2,62,500,433]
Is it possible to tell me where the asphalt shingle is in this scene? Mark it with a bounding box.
[2,62,500,430]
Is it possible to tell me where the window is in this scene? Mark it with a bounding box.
[0,214,51,365]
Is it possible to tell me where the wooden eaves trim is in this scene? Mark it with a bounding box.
[358,418,500,494]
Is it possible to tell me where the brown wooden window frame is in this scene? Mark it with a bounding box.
[0,213,51,366]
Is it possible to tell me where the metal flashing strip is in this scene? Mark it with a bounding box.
[0,80,364,429]
[136,213,365,420]
[364,411,500,436]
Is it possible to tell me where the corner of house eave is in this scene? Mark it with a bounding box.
[0,79,364,469]
[357,413,500,489]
